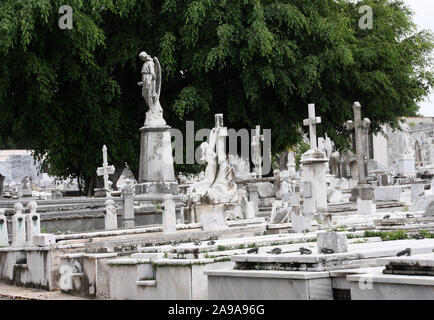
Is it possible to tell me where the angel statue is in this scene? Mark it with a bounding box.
[138,51,166,126]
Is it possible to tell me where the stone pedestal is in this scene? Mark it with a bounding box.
[137,125,178,195]
[162,195,177,234]
[301,149,328,216]
[350,183,374,202]
[94,188,110,198]
[398,156,416,177]
[246,184,259,217]
[122,186,135,228]
[194,204,227,232]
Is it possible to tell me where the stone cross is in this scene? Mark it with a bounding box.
[344,102,371,184]
[303,104,321,150]
[97,145,115,191]
[252,125,264,178]
[215,114,228,165]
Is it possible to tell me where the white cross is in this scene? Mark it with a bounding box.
[252,125,264,177]
[303,104,321,150]
[97,145,115,190]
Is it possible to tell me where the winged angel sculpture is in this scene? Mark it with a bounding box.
[138,52,166,126]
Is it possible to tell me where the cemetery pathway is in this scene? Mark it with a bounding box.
[0,282,89,300]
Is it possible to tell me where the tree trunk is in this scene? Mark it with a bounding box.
[278,150,289,171]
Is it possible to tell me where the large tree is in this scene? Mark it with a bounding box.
[0,0,432,191]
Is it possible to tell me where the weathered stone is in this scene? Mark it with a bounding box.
[374,186,401,202]
[162,194,176,234]
[357,199,376,215]
[25,201,40,246]
[104,199,118,230]
[33,234,56,247]
[317,231,348,254]
[12,202,26,247]
[195,204,227,231]
[257,182,275,198]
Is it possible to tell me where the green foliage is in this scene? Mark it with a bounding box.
[418,230,434,238]
[364,230,409,241]
[0,0,433,184]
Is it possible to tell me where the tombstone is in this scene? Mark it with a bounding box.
[270,201,291,224]
[246,184,259,217]
[25,201,40,246]
[251,125,265,178]
[357,199,376,215]
[374,186,401,202]
[291,206,311,233]
[195,204,227,232]
[0,209,8,247]
[344,102,374,201]
[21,176,32,198]
[96,145,116,197]
[273,169,282,199]
[287,151,298,178]
[122,184,135,228]
[301,104,328,218]
[12,202,26,247]
[240,194,255,219]
[411,184,426,203]
[104,200,118,230]
[162,194,176,234]
[317,231,348,254]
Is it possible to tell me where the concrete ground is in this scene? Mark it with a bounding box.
[0,282,89,300]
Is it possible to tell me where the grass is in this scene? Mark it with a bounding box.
[364,230,409,241]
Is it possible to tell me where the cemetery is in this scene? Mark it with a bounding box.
[1,0,434,302]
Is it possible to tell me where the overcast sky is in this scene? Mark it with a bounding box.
[402,0,434,116]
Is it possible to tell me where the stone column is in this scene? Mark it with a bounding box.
[104,200,118,230]
[246,184,259,217]
[12,203,26,247]
[301,149,328,230]
[162,194,176,234]
[0,174,5,197]
[0,209,9,247]
[122,186,135,228]
[25,201,40,246]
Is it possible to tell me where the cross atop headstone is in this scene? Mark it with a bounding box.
[303,104,321,150]
[97,145,115,191]
[344,102,371,184]
[252,125,265,178]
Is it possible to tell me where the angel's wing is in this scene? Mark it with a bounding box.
[153,57,162,101]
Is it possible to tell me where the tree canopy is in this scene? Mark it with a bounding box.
[0,0,433,192]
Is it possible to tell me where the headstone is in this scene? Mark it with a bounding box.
[195,204,227,232]
[246,184,259,217]
[291,208,311,233]
[104,199,118,230]
[162,194,176,234]
[25,201,40,246]
[344,102,374,201]
[357,199,376,215]
[398,157,416,177]
[374,186,401,202]
[122,184,135,228]
[317,231,348,254]
[240,194,255,219]
[270,201,291,224]
[257,182,275,198]
[12,202,26,247]
[411,184,426,203]
[0,209,8,247]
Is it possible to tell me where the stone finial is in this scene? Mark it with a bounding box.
[14,202,23,215]
[27,201,37,213]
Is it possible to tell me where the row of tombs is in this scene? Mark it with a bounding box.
[1,105,434,299]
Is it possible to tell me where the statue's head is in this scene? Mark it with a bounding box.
[139,51,150,61]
